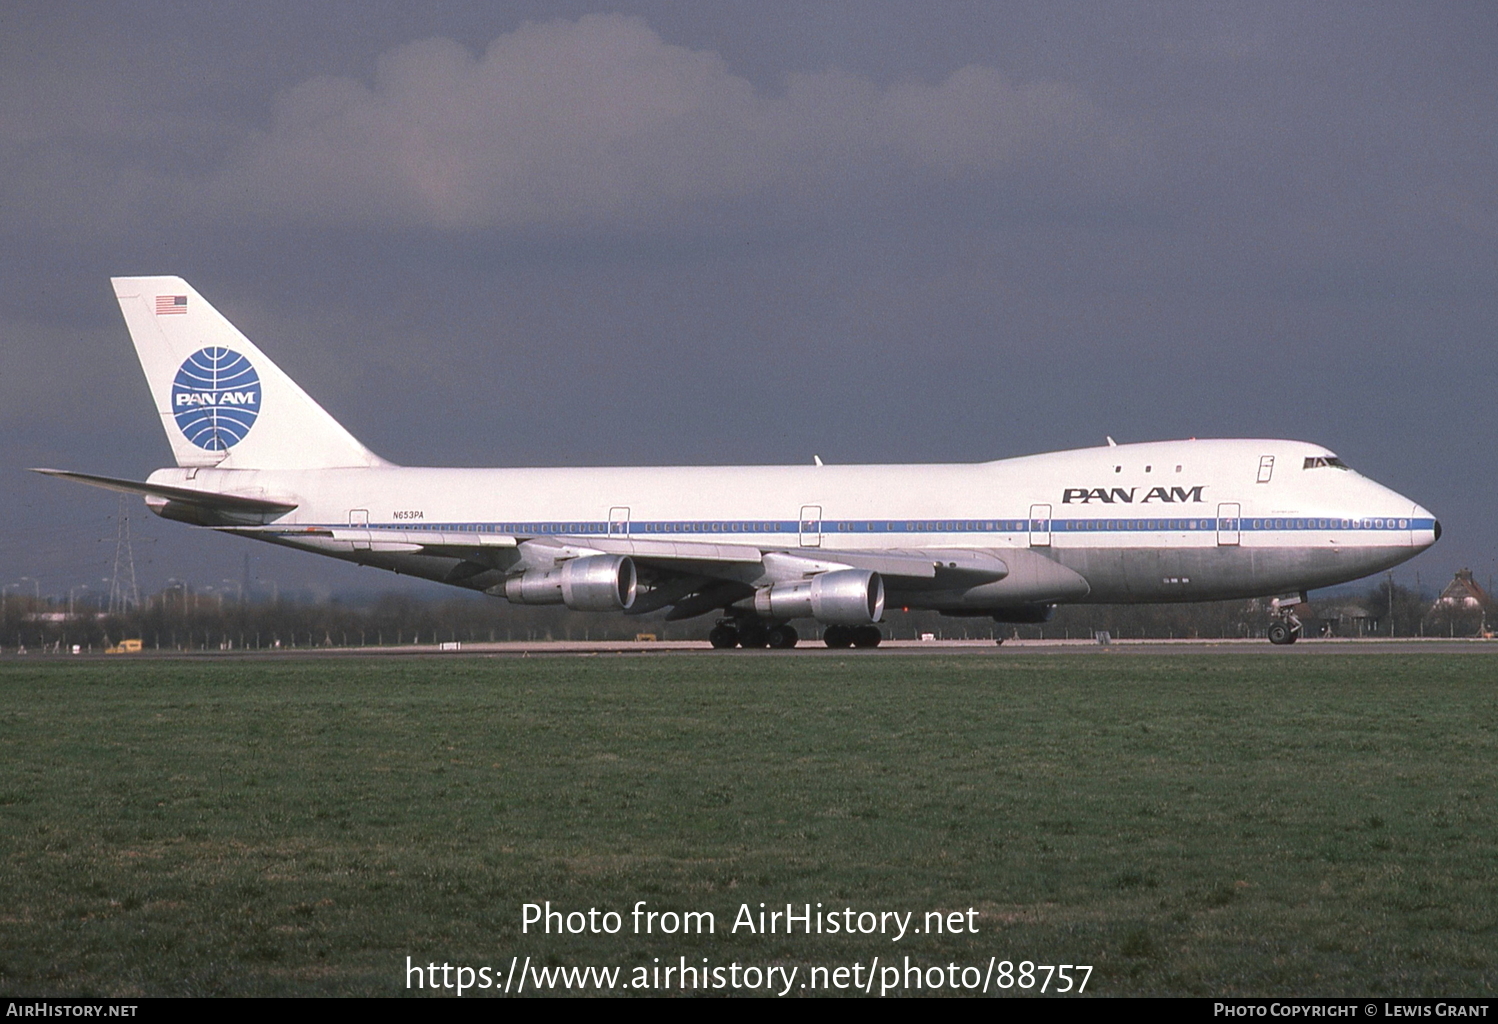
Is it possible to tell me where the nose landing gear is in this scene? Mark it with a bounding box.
[1267,597,1305,645]
[1266,620,1299,645]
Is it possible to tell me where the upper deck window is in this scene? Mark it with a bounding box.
[1303,456,1350,470]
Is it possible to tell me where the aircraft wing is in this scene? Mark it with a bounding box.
[224,526,1082,618]
[533,537,1087,617]
[512,536,1016,619]
[463,534,1000,583]
[245,526,1013,577]
[239,525,1003,578]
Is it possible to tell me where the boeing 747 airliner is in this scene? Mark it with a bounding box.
[35,277,1439,648]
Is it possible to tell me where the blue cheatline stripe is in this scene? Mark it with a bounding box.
[344,516,1434,537]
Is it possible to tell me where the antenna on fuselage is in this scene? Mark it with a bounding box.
[1106,436,1117,447]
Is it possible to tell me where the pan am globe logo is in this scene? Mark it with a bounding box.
[171,347,261,450]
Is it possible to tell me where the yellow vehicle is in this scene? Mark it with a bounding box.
[106,638,143,654]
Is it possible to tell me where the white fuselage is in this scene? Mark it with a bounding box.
[147,437,1437,610]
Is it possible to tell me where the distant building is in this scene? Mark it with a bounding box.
[1319,604,1373,636]
[1435,569,1489,610]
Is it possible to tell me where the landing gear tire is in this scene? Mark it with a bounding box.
[823,625,854,649]
[708,624,739,649]
[1267,621,1298,645]
[738,623,771,649]
[851,625,883,648]
[766,624,799,649]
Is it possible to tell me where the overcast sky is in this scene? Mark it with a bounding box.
[3,1,1494,601]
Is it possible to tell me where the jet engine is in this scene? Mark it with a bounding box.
[503,554,637,612]
[752,569,884,625]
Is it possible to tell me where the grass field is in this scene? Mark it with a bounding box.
[1,652,1495,997]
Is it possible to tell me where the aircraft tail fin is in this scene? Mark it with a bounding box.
[111,276,390,470]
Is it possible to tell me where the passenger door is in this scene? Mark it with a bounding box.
[1029,504,1051,547]
[799,505,822,548]
[348,508,371,551]
[1217,502,1241,546]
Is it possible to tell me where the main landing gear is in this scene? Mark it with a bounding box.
[707,619,885,649]
[822,625,883,649]
[709,619,800,649]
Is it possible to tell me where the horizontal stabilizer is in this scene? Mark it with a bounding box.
[31,468,297,525]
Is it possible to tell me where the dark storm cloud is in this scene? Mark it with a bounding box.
[1,2,1494,596]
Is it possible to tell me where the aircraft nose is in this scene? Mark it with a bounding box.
[1409,502,1440,550]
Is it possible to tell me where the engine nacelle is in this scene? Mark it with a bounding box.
[753,569,884,625]
[503,555,637,612]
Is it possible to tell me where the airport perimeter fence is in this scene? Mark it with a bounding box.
[0,580,1487,652]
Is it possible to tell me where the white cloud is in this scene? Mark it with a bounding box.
[211,14,1136,229]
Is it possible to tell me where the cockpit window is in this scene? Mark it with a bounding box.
[1303,456,1350,470]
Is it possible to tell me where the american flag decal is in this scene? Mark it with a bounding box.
[156,295,188,315]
